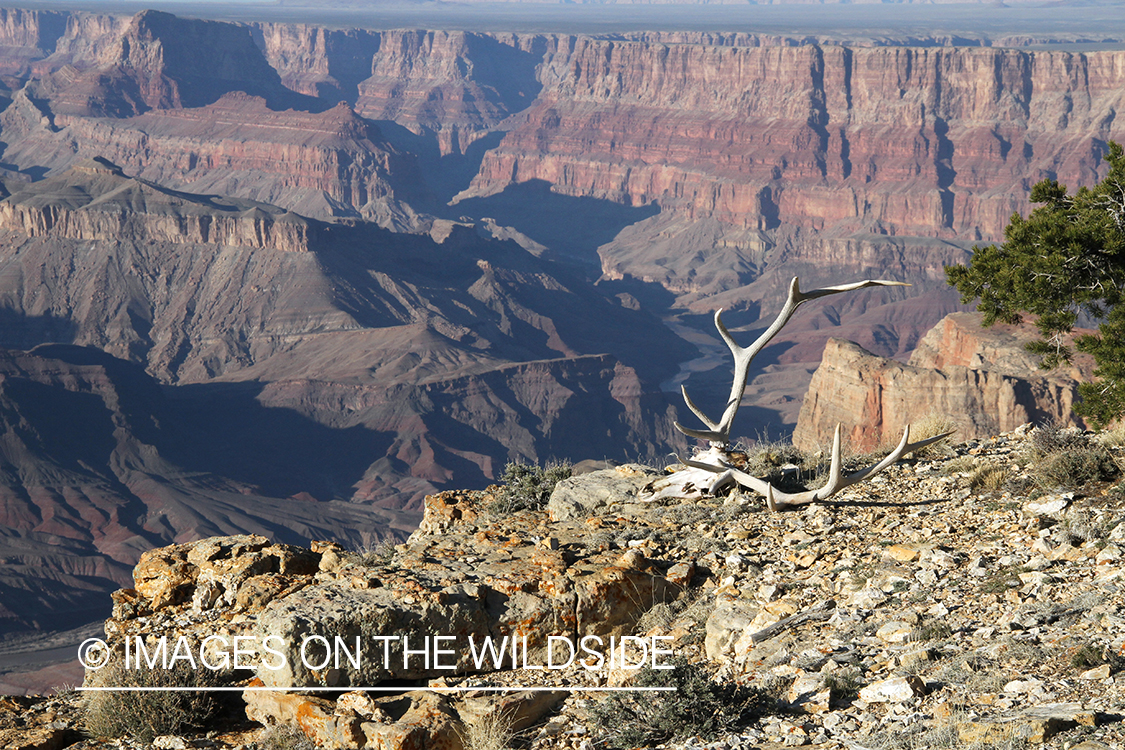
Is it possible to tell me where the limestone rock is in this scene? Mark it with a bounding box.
[793,314,1093,451]
[958,703,1097,745]
[858,675,927,703]
[547,465,661,521]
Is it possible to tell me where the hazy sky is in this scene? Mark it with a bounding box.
[16,0,1125,41]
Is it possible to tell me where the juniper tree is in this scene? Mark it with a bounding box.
[946,141,1125,426]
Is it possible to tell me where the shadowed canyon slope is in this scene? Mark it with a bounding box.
[0,6,1122,682]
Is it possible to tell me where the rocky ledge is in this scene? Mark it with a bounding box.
[4,426,1125,750]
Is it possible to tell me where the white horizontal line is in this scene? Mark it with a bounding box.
[78,686,676,692]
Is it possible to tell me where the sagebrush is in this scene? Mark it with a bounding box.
[83,659,225,741]
[489,460,571,514]
[586,656,770,748]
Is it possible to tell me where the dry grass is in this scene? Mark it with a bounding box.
[969,465,1010,493]
[458,709,518,750]
[1095,421,1125,448]
[906,412,959,459]
[83,658,224,741]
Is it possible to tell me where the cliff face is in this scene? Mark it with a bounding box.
[0,157,314,251]
[252,23,381,104]
[354,30,546,156]
[470,40,1125,241]
[792,314,1094,451]
[0,8,67,76]
[0,93,415,220]
[26,10,291,117]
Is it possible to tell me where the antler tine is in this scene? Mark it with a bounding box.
[772,425,956,509]
[681,423,955,510]
[680,384,717,430]
[675,278,911,448]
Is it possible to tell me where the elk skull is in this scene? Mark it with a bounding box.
[646,277,952,509]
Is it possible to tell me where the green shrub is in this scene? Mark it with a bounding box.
[1069,641,1124,673]
[1035,446,1120,488]
[83,659,225,741]
[489,460,571,514]
[586,656,770,748]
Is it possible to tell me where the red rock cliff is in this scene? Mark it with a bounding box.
[792,313,1094,451]
[469,39,1125,240]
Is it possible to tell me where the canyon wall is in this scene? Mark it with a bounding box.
[0,158,315,251]
[0,93,414,220]
[469,39,1125,242]
[792,313,1094,451]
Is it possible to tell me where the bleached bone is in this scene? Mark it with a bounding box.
[653,276,954,509]
[677,424,953,510]
[676,277,908,447]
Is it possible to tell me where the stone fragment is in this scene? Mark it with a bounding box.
[1025,497,1070,516]
[787,675,830,714]
[847,587,887,608]
[152,738,188,750]
[704,600,756,660]
[858,675,927,703]
[957,703,1096,745]
[664,561,695,587]
[1095,543,1121,563]
[876,620,913,643]
[243,685,366,749]
[547,465,659,521]
[456,690,566,733]
[885,544,922,562]
[361,691,464,750]
[1079,664,1111,680]
[1002,678,1043,694]
[1017,571,1054,587]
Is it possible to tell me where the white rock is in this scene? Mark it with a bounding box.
[876,621,914,644]
[1095,544,1121,563]
[848,587,888,608]
[858,675,927,703]
[1002,678,1044,694]
[153,738,188,750]
[1080,664,1112,680]
[1018,571,1054,586]
[1025,497,1070,516]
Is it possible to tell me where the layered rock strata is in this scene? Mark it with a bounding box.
[0,156,313,251]
[792,313,1095,452]
[0,94,413,220]
[469,41,1125,241]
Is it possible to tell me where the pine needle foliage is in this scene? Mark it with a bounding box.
[946,141,1125,426]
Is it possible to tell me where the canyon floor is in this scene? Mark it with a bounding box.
[1,423,1122,750]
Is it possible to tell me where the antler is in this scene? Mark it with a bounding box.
[641,275,954,509]
[676,424,954,510]
[676,277,909,447]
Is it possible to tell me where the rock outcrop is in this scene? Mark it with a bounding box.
[792,313,1095,451]
[50,430,1125,748]
[0,156,313,251]
[0,93,415,221]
